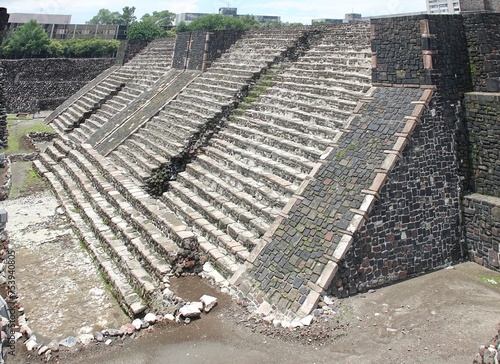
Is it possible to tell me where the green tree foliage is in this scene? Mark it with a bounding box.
[86,8,121,25]
[126,21,167,41]
[87,6,136,25]
[178,14,259,32]
[2,20,50,57]
[118,6,137,26]
[53,38,120,57]
[141,10,176,26]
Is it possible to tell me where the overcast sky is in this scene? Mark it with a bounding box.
[3,0,426,24]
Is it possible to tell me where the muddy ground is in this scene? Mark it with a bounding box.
[10,262,500,364]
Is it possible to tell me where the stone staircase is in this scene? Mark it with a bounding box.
[33,138,199,317]
[159,24,372,278]
[36,25,372,316]
[48,38,176,143]
[108,27,310,188]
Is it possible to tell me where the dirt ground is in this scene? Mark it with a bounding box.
[10,262,500,364]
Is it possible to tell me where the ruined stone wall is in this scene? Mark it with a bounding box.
[331,92,463,297]
[464,93,500,196]
[1,58,114,113]
[463,13,500,92]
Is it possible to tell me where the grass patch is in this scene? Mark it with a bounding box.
[4,120,54,155]
[481,275,500,287]
[6,114,33,121]
[9,164,46,199]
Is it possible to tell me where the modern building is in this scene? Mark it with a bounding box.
[174,7,280,25]
[6,13,126,40]
[426,0,461,14]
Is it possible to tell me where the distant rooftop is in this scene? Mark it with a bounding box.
[9,13,71,24]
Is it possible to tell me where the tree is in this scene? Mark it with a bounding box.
[184,14,255,32]
[87,6,136,25]
[3,20,50,57]
[141,10,175,26]
[86,8,121,25]
[118,6,136,26]
[126,21,166,41]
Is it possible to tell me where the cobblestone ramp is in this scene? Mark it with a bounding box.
[234,86,434,317]
[47,38,175,143]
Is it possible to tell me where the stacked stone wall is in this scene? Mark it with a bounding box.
[1,58,114,113]
[464,194,500,270]
[464,93,500,197]
[0,8,8,150]
[172,32,190,69]
[463,13,500,92]
[172,30,242,70]
[120,40,150,65]
[331,92,464,297]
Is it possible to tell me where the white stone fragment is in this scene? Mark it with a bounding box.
[281,321,291,329]
[191,301,204,312]
[25,337,37,351]
[200,295,218,313]
[132,318,143,330]
[322,295,334,306]
[291,319,303,328]
[300,315,314,326]
[105,339,112,346]
[78,333,94,345]
[164,314,175,321]
[37,345,50,356]
[144,313,157,324]
[179,304,201,318]
[272,319,281,327]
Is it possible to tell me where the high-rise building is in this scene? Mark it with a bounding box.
[426,0,461,13]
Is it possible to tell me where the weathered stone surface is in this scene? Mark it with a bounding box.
[200,295,218,313]
[59,336,77,348]
[78,333,94,345]
[179,305,201,318]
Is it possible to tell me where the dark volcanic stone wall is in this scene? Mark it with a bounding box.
[371,17,426,85]
[464,194,500,271]
[1,58,114,113]
[463,13,500,92]
[331,92,463,297]
[172,30,242,70]
[464,93,500,197]
[0,7,8,149]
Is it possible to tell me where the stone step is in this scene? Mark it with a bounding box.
[218,127,321,173]
[110,147,152,182]
[276,80,366,100]
[186,83,237,101]
[276,73,371,94]
[282,68,371,83]
[208,138,309,187]
[251,101,345,130]
[224,122,325,161]
[66,147,183,259]
[265,86,358,111]
[138,126,186,154]
[32,160,148,317]
[37,153,158,302]
[79,144,196,248]
[59,156,173,282]
[231,114,337,151]
[258,94,352,121]
[161,186,252,263]
[203,144,299,196]
[198,236,241,278]
[181,161,280,224]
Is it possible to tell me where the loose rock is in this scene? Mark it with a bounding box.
[200,295,218,313]
[179,304,201,318]
[144,313,157,324]
[59,336,77,348]
[78,333,94,345]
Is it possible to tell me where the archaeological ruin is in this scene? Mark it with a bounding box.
[2,10,499,320]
